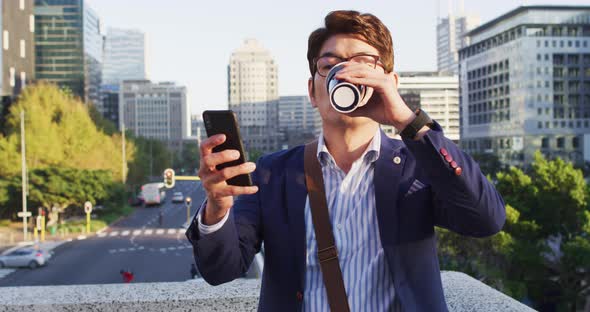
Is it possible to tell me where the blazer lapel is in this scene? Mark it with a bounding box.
[374,132,406,246]
[285,146,307,290]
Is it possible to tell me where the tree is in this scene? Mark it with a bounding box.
[0,83,135,181]
[439,151,590,310]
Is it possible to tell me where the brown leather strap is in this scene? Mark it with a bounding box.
[304,141,351,312]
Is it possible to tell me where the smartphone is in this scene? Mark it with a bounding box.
[202,110,253,187]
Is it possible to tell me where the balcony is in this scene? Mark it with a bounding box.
[0,271,534,311]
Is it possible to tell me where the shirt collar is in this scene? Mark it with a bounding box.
[316,128,381,168]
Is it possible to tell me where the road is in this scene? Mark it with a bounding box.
[0,180,260,287]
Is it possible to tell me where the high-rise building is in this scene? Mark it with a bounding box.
[459,5,590,167]
[278,95,321,148]
[99,84,119,127]
[102,28,146,85]
[437,4,480,75]
[190,114,206,145]
[119,80,189,151]
[398,72,460,141]
[34,0,102,105]
[228,39,281,153]
[0,0,35,126]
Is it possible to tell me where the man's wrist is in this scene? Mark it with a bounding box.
[202,200,227,225]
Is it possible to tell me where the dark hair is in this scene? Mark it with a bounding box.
[307,10,394,76]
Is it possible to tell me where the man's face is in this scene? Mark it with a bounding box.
[308,34,383,129]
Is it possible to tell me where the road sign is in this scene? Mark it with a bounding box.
[17,211,32,218]
[84,201,93,214]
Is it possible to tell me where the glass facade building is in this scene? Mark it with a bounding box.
[34,0,102,105]
[102,27,146,85]
[459,6,590,167]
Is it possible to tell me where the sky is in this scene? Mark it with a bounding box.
[87,0,590,117]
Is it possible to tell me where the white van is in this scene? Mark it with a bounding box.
[141,183,166,206]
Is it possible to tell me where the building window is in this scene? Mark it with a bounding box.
[557,137,565,148]
[19,0,24,10]
[3,30,8,50]
[9,68,15,87]
[541,138,549,149]
[573,137,579,149]
[30,15,35,33]
[20,40,25,58]
[20,72,26,89]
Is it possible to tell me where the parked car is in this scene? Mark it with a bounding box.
[172,192,184,203]
[0,248,51,269]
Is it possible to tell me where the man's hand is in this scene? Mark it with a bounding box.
[334,63,425,134]
[198,134,258,225]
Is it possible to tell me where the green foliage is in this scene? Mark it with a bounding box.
[247,149,264,162]
[0,83,134,181]
[126,134,172,186]
[439,151,590,310]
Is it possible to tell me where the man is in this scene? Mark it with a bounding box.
[186,10,505,311]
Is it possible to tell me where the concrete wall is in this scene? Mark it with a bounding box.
[0,271,535,311]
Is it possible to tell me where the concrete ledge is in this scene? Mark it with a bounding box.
[0,271,534,311]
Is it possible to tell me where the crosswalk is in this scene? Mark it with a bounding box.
[97,228,185,238]
[108,244,191,255]
[0,269,15,280]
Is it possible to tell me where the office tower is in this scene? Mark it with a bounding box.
[387,72,460,141]
[459,6,590,167]
[34,0,102,105]
[228,39,281,153]
[102,28,146,84]
[278,95,321,148]
[119,80,189,151]
[437,1,480,75]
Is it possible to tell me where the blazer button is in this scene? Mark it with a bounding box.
[450,161,458,169]
[444,155,453,163]
[454,167,463,176]
[439,148,448,156]
[296,291,303,302]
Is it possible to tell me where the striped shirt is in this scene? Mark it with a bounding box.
[303,129,395,311]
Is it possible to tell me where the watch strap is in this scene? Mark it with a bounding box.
[400,109,433,139]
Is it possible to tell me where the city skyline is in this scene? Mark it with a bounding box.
[87,0,590,116]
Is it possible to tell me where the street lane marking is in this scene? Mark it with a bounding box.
[144,229,153,235]
[109,231,119,237]
[109,249,117,254]
[156,229,164,235]
[97,233,107,238]
[132,230,141,236]
[0,269,16,280]
[121,230,130,236]
[168,247,176,250]
[167,229,176,234]
[160,248,167,253]
[118,248,126,252]
[129,247,136,251]
[138,246,145,250]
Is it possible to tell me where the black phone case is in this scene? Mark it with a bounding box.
[202,110,253,187]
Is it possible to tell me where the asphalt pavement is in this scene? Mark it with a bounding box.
[0,180,260,287]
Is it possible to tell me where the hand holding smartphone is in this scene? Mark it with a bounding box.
[198,110,258,225]
[202,110,253,186]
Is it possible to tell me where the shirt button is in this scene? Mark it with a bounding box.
[336,223,342,230]
[296,291,303,301]
[439,148,448,156]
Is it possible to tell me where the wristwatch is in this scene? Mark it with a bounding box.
[400,109,434,140]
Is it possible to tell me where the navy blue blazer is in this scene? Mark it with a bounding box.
[186,124,506,312]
